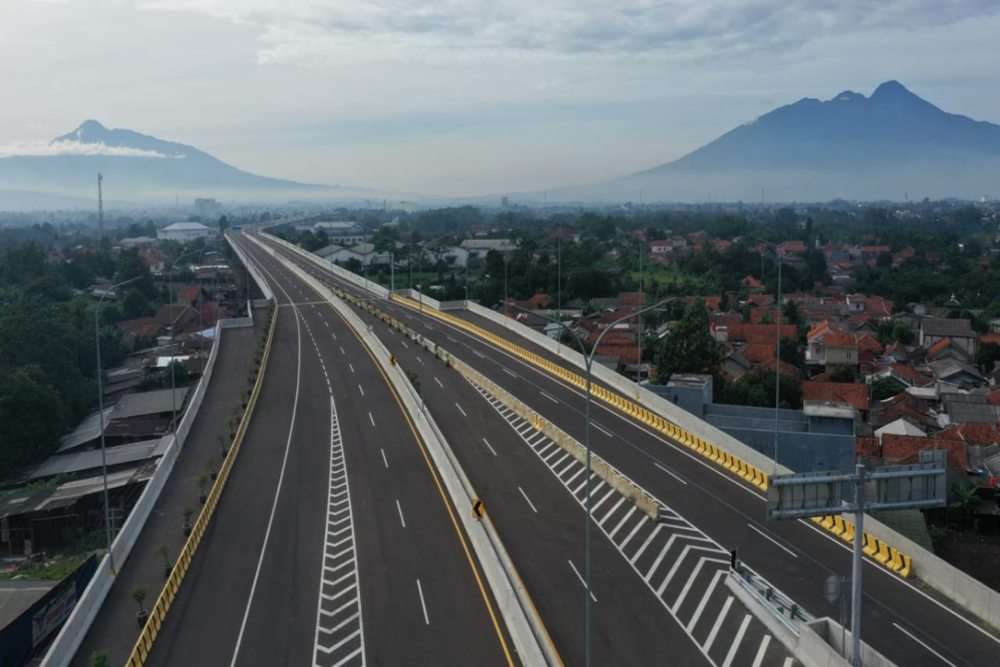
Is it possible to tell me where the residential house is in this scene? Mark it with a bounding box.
[460,239,517,258]
[919,318,976,355]
[802,381,870,420]
[929,358,986,390]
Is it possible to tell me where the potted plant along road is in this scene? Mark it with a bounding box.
[182,507,194,536]
[131,587,148,628]
[198,472,209,504]
[156,544,172,579]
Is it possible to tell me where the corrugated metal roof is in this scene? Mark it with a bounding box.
[112,387,188,420]
[28,437,169,480]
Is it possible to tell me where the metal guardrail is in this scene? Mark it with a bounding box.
[730,562,814,636]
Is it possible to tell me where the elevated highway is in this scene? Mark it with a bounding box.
[241,233,801,666]
[144,238,513,666]
[254,228,1000,667]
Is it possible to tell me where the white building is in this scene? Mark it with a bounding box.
[460,239,516,258]
[158,222,213,242]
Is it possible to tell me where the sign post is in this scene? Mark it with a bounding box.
[767,462,945,667]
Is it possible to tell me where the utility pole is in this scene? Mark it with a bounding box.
[97,173,104,238]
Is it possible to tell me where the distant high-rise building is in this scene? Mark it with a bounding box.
[195,198,222,222]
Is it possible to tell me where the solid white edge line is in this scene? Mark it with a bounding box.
[230,270,304,667]
[893,622,959,667]
[747,523,798,558]
[653,462,689,485]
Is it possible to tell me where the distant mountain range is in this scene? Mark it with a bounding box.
[4,81,999,210]
[547,80,1000,202]
[0,120,372,208]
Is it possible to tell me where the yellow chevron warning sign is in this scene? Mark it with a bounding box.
[472,498,485,519]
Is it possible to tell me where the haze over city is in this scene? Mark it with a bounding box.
[3,0,1000,196]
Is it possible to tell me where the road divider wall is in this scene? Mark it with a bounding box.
[41,319,228,667]
[227,231,274,301]
[261,233,1000,631]
[124,303,277,666]
[251,235,559,667]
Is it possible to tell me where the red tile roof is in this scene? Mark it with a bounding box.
[822,332,857,349]
[758,357,799,378]
[881,435,967,470]
[925,337,956,359]
[177,284,202,301]
[937,424,1000,447]
[980,332,1000,346]
[888,364,934,387]
[802,381,870,411]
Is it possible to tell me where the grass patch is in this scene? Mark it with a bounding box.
[2,551,91,581]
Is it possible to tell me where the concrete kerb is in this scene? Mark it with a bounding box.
[249,236,557,667]
[40,321,229,667]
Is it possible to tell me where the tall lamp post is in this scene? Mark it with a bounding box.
[95,275,141,574]
[760,242,783,472]
[512,300,669,667]
[169,248,202,433]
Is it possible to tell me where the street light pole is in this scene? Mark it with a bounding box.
[761,242,782,473]
[511,300,669,667]
[169,248,201,434]
[637,242,644,384]
[95,275,141,574]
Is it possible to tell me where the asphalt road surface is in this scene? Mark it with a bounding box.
[259,229,1000,667]
[144,236,512,667]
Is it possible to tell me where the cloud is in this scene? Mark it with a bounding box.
[0,140,178,158]
[128,1,1000,65]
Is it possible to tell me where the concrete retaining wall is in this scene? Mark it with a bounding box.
[250,234,558,666]
[40,322,226,667]
[226,231,274,301]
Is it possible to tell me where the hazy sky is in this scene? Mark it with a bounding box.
[2,1,999,196]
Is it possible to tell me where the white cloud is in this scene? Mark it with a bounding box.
[0,140,177,159]
[128,0,1000,65]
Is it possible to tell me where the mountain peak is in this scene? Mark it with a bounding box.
[56,120,113,144]
[871,80,915,100]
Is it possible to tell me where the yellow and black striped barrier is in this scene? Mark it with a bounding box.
[808,515,913,578]
[125,305,279,666]
[386,295,916,580]
[389,295,771,492]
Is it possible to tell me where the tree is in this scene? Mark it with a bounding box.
[779,337,801,367]
[122,287,150,319]
[871,376,906,401]
[782,299,801,326]
[653,300,720,383]
[974,342,1000,373]
[722,370,802,409]
[115,250,156,299]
